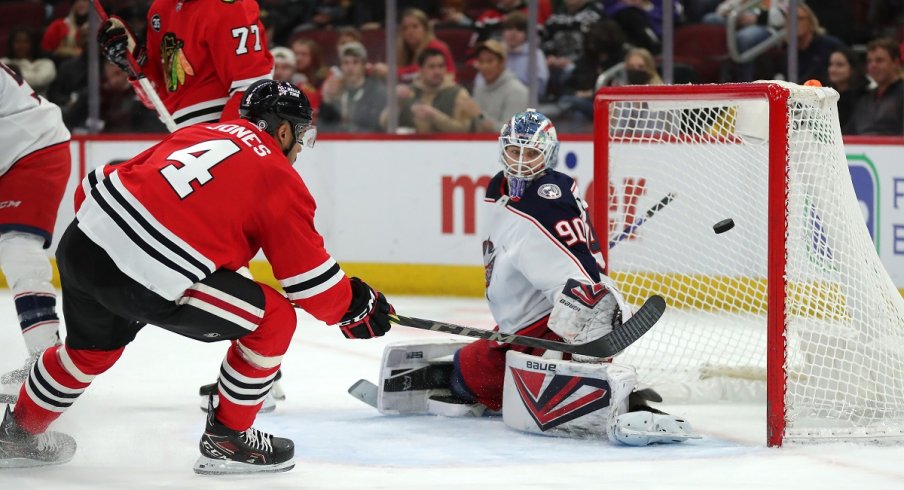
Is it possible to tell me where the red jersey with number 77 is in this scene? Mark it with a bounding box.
[143,0,274,128]
[73,119,351,325]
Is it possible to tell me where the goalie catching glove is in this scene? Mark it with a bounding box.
[547,278,631,361]
[336,277,394,339]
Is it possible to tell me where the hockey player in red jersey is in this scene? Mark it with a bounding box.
[97,0,274,128]
[97,0,290,410]
[0,62,70,402]
[369,110,695,445]
[0,80,394,474]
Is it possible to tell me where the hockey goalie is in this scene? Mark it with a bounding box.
[359,110,696,445]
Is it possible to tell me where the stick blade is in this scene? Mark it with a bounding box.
[347,379,379,408]
[575,295,666,358]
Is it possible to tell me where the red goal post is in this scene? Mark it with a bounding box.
[593,82,904,446]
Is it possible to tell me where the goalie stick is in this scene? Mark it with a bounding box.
[608,192,677,250]
[347,295,666,408]
[91,0,177,132]
[390,294,665,358]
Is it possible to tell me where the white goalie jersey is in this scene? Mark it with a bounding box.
[481,170,606,334]
[0,62,70,177]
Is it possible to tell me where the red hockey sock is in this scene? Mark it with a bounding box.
[214,343,280,431]
[14,344,123,434]
[213,285,295,431]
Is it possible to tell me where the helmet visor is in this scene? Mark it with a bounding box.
[295,124,317,148]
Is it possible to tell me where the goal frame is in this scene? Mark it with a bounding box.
[593,83,792,447]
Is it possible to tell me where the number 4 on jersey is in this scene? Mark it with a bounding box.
[160,139,240,198]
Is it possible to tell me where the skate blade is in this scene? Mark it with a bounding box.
[193,456,295,475]
[0,453,74,469]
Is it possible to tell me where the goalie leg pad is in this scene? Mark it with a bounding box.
[0,232,60,353]
[609,411,698,446]
[503,350,635,438]
[377,340,470,414]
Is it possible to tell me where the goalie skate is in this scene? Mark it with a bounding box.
[193,398,294,475]
[609,411,700,446]
[0,406,76,469]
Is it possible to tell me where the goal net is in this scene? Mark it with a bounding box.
[593,81,904,446]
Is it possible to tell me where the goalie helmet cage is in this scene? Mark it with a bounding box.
[593,81,904,447]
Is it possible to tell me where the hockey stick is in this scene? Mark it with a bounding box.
[92,0,177,132]
[389,294,665,358]
[348,295,665,408]
[608,192,677,250]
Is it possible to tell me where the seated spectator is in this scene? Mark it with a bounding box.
[471,40,528,133]
[472,0,552,44]
[844,38,904,136]
[1,27,56,96]
[703,0,788,81]
[272,46,321,115]
[612,48,674,133]
[827,48,869,130]
[543,0,604,100]
[291,38,328,89]
[319,42,387,133]
[382,47,474,134]
[622,47,664,86]
[497,11,549,97]
[547,19,627,125]
[41,0,90,62]
[46,33,89,129]
[99,62,166,133]
[602,0,685,54]
[374,8,456,84]
[777,4,845,83]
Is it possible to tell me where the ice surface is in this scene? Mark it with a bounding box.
[1,293,903,489]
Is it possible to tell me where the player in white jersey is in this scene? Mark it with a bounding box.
[372,110,695,445]
[0,61,71,400]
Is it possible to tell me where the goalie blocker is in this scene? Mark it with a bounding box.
[372,341,697,445]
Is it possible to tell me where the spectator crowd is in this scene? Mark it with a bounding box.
[2,0,903,135]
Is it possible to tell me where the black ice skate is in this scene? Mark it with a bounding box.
[194,397,295,475]
[0,405,76,469]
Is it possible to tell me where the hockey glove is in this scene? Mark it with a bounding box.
[337,277,394,339]
[97,17,146,79]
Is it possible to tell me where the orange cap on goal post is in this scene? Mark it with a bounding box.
[804,79,822,87]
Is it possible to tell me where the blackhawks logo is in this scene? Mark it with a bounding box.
[161,33,194,92]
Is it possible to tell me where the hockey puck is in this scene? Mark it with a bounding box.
[713,218,735,234]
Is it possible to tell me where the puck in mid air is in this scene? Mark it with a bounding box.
[713,218,735,234]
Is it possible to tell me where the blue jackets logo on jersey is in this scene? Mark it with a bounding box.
[509,367,612,431]
[537,183,562,199]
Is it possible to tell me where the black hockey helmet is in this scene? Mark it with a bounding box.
[240,79,315,147]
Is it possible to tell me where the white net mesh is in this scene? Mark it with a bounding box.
[600,82,904,443]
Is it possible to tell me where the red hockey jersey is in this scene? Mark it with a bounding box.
[144,0,274,128]
[74,120,351,325]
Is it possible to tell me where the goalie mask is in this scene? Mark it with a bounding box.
[498,109,559,199]
[240,79,317,152]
